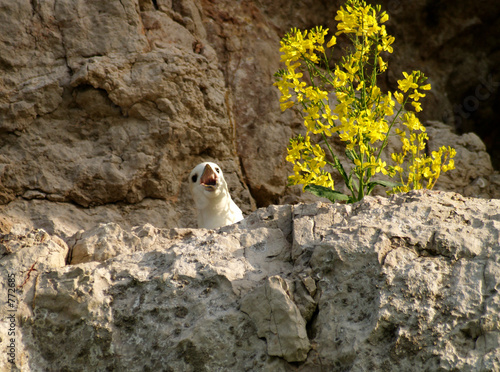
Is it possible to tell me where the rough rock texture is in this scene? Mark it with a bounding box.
[0,1,499,369]
[2,191,500,371]
[0,0,255,232]
[0,0,498,237]
[240,275,311,362]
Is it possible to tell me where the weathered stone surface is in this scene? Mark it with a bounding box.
[69,223,157,264]
[0,0,498,370]
[0,228,69,369]
[241,275,311,362]
[426,121,496,198]
[0,0,255,231]
[304,191,500,371]
[2,191,499,371]
[0,0,498,241]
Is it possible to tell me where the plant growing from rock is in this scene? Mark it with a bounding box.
[274,0,456,203]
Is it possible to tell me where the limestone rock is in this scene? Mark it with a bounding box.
[0,0,500,371]
[69,223,157,264]
[0,0,498,241]
[0,0,254,230]
[426,121,495,197]
[240,275,311,362]
[0,227,69,369]
[1,191,499,371]
[0,0,499,368]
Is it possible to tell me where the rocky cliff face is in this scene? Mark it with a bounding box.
[0,0,498,235]
[0,1,499,370]
[1,191,500,370]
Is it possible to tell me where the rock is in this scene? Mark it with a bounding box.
[293,277,318,322]
[69,223,144,264]
[426,121,494,197]
[304,191,500,371]
[0,0,498,240]
[0,216,12,234]
[0,0,255,230]
[1,0,499,368]
[0,226,69,369]
[2,191,500,371]
[0,2,498,365]
[240,275,311,362]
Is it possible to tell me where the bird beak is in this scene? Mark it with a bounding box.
[200,164,218,191]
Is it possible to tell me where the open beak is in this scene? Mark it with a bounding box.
[200,164,218,191]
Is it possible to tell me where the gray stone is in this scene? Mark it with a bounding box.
[0,0,498,238]
[0,0,499,369]
[240,276,311,362]
[1,191,499,371]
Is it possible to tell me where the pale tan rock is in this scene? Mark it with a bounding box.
[0,0,499,368]
[0,227,69,369]
[2,191,499,371]
[69,223,142,264]
[293,278,318,323]
[426,121,494,197]
[0,0,254,229]
[240,276,311,362]
[0,0,497,238]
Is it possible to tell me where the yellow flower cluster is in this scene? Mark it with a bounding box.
[275,26,331,112]
[335,1,389,38]
[286,135,335,189]
[389,113,456,193]
[395,71,431,112]
[274,0,455,202]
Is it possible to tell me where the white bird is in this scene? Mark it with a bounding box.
[189,162,244,229]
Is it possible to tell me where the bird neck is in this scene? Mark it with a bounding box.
[204,188,230,210]
[198,188,233,228]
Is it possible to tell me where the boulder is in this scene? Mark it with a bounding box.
[1,191,499,370]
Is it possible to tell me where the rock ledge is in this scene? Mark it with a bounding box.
[1,190,499,371]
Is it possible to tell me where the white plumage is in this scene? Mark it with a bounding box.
[189,162,244,229]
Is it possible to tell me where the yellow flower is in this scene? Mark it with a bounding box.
[381,93,395,116]
[374,158,388,175]
[409,89,425,101]
[397,72,418,93]
[411,101,422,112]
[344,58,359,80]
[394,91,404,104]
[443,159,455,172]
[286,136,307,162]
[403,112,424,131]
[378,56,387,72]
[280,101,294,111]
[391,153,404,164]
[277,0,455,201]
[322,105,338,126]
[327,36,337,48]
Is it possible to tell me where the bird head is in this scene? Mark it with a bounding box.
[189,162,228,208]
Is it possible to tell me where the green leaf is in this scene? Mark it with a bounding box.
[305,184,350,203]
[345,149,357,162]
[332,155,349,183]
[366,179,402,195]
[350,177,359,193]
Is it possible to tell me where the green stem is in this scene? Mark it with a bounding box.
[357,155,365,201]
[321,132,355,197]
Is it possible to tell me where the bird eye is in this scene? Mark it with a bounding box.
[191,174,198,183]
[215,168,220,173]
